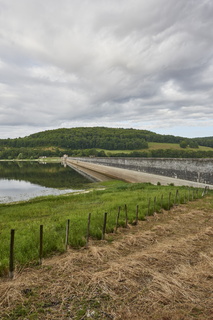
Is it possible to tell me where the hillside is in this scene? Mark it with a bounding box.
[0,127,173,149]
[0,127,213,159]
[0,196,212,319]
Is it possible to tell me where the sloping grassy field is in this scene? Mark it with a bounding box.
[100,142,213,155]
[0,181,208,277]
[0,191,212,319]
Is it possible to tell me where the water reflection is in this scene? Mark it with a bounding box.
[0,161,91,203]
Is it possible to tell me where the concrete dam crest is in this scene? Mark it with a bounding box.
[65,157,213,189]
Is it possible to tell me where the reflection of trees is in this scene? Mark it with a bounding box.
[0,162,90,189]
[17,161,24,168]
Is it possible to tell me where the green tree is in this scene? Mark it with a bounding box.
[188,140,199,148]
[180,140,188,149]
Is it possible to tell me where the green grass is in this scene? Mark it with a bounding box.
[0,180,210,276]
[97,142,212,155]
[148,142,212,151]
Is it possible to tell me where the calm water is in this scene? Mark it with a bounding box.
[0,161,92,203]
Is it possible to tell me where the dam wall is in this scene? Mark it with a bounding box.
[70,157,213,185]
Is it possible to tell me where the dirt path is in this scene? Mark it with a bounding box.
[0,197,213,320]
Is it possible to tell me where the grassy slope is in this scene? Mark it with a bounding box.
[1,141,212,160]
[148,142,212,151]
[0,193,212,319]
[0,181,207,276]
[97,142,213,155]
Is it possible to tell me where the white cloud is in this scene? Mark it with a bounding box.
[0,0,213,138]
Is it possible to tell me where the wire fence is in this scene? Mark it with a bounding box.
[7,186,209,279]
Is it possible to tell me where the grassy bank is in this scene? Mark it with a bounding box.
[0,181,209,276]
[98,142,213,156]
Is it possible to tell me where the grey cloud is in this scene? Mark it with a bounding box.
[0,0,213,138]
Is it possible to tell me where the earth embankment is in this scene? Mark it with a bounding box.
[67,159,213,189]
[0,196,212,319]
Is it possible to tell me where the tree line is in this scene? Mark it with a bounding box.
[0,127,149,150]
[1,126,209,148]
[0,127,212,159]
[0,146,213,160]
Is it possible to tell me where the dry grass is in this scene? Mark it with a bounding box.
[0,197,213,320]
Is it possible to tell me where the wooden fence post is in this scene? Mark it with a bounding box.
[124,204,128,228]
[175,189,179,205]
[65,219,70,250]
[102,212,107,240]
[135,205,139,225]
[147,198,151,216]
[39,225,43,265]
[168,192,171,210]
[161,194,163,210]
[9,229,15,279]
[115,206,121,232]
[202,187,206,197]
[86,213,91,246]
[154,196,156,212]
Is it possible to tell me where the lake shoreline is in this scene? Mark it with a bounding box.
[0,160,94,204]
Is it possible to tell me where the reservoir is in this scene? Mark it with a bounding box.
[0,161,92,203]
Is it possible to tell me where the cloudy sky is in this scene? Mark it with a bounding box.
[0,0,213,139]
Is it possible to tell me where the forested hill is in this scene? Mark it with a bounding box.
[194,136,213,148]
[1,126,211,149]
[0,127,151,150]
[0,127,212,159]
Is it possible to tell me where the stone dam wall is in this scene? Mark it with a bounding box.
[71,157,213,185]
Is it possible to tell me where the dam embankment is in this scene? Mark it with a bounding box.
[66,158,213,189]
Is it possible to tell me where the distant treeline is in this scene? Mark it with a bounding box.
[0,127,212,159]
[194,136,213,148]
[1,146,213,159]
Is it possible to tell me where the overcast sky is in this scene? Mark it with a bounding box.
[0,0,213,139]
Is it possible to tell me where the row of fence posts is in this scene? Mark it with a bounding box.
[8,186,209,279]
